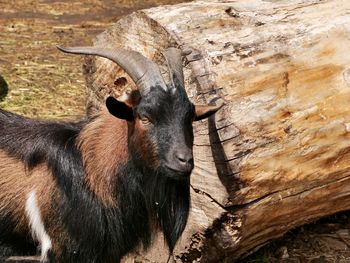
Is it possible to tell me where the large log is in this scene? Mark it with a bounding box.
[82,0,350,262]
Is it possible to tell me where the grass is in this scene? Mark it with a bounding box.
[0,0,189,120]
[0,15,89,119]
[0,59,86,119]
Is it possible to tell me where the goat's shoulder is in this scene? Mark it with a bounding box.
[0,108,85,167]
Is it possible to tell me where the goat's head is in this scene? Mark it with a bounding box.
[57,46,223,179]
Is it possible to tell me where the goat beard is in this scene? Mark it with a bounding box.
[123,151,191,253]
[142,168,191,253]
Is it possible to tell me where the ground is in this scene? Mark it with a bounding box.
[243,213,350,263]
[0,0,186,119]
[0,1,350,262]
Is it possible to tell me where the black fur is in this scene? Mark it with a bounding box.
[0,214,37,257]
[133,86,195,174]
[0,108,190,262]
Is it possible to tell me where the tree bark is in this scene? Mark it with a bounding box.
[82,0,350,262]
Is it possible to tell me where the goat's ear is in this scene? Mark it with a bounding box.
[194,101,224,121]
[106,96,134,121]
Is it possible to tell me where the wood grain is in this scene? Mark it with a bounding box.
[83,0,350,261]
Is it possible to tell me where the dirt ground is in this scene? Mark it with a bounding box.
[0,0,187,119]
[243,212,350,263]
[1,1,350,262]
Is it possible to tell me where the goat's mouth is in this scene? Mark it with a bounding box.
[163,165,192,180]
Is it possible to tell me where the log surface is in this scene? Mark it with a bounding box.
[83,0,350,261]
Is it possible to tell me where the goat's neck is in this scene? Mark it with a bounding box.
[78,112,129,207]
[77,111,190,253]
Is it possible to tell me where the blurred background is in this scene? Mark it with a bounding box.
[0,0,188,119]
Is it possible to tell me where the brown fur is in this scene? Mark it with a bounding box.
[77,111,128,207]
[0,150,55,237]
[131,118,160,170]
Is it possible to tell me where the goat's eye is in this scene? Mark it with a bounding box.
[140,116,152,125]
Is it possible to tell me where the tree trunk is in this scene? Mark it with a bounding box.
[82,0,350,262]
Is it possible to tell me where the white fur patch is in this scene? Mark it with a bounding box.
[25,190,52,262]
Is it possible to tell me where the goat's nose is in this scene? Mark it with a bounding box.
[175,150,194,171]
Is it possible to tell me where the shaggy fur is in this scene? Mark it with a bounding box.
[0,43,224,262]
[0,87,191,262]
[0,52,223,262]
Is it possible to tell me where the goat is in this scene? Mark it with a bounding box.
[0,46,223,262]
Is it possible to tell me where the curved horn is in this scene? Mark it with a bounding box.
[57,45,167,96]
[162,48,185,89]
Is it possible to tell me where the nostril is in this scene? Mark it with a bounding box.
[177,155,186,163]
[170,150,194,173]
[175,152,193,165]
